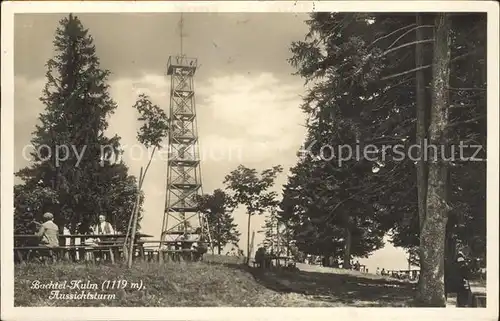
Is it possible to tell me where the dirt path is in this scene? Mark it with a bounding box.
[248,263,415,307]
[296,263,404,281]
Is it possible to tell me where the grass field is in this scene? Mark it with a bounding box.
[14,259,415,307]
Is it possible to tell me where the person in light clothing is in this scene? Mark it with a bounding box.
[36,212,59,262]
[93,215,115,235]
[62,226,71,260]
[90,215,116,262]
[63,226,71,245]
[37,212,59,247]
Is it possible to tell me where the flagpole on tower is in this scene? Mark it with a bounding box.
[179,12,184,56]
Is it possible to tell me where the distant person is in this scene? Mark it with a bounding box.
[86,226,98,245]
[191,241,207,261]
[36,212,60,262]
[376,267,380,275]
[454,252,473,307]
[91,215,116,262]
[381,268,386,276]
[93,215,115,235]
[63,226,71,246]
[37,212,59,247]
[255,247,267,268]
[73,222,83,261]
[62,226,71,260]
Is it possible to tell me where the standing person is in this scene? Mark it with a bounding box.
[376,267,380,275]
[445,251,472,306]
[92,215,116,262]
[36,212,60,262]
[455,252,473,307]
[93,215,115,235]
[255,246,267,268]
[62,226,71,261]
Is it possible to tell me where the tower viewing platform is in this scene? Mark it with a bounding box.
[166,55,198,75]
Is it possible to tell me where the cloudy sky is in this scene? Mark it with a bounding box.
[14,12,409,271]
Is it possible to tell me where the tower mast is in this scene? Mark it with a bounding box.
[179,12,184,56]
[160,13,213,254]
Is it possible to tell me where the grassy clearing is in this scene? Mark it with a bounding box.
[15,261,415,307]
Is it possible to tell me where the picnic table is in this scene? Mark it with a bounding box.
[469,283,486,307]
[252,255,295,268]
[272,255,295,267]
[14,233,153,264]
[139,239,208,263]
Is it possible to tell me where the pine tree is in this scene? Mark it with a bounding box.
[15,14,142,234]
[287,12,486,305]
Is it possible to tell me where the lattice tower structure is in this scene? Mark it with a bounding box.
[160,55,213,249]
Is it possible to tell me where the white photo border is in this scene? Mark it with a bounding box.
[1,1,498,320]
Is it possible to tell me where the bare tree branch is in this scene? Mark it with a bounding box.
[388,25,434,49]
[447,115,485,128]
[449,104,476,108]
[370,23,417,47]
[381,50,480,80]
[381,64,432,81]
[381,39,435,57]
[448,87,486,91]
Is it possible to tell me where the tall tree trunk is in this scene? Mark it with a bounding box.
[415,12,430,300]
[343,227,352,269]
[415,13,429,236]
[276,220,280,257]
[217,217,221,254]
[418,13,452,307]
[444,170,454,297]
[246,213,252,264]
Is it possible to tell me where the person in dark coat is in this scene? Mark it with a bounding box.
[455,252,472,307]
[445,251,472,306]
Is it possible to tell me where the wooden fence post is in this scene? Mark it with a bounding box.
[127,167,143,268]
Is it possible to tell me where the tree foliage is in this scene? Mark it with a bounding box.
[224,164,283,263]
[133,94,169,149]
[259,207,292,257]
[126,93,169,242]
[196,189,241,254]
[14,14,143,234]
[285,12,486,305]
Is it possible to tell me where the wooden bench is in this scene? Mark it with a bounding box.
[446,285,486,307]
[14,244,124,264]
[140,240,207,263]
[470,285,486,307]
[157,249,200,263]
